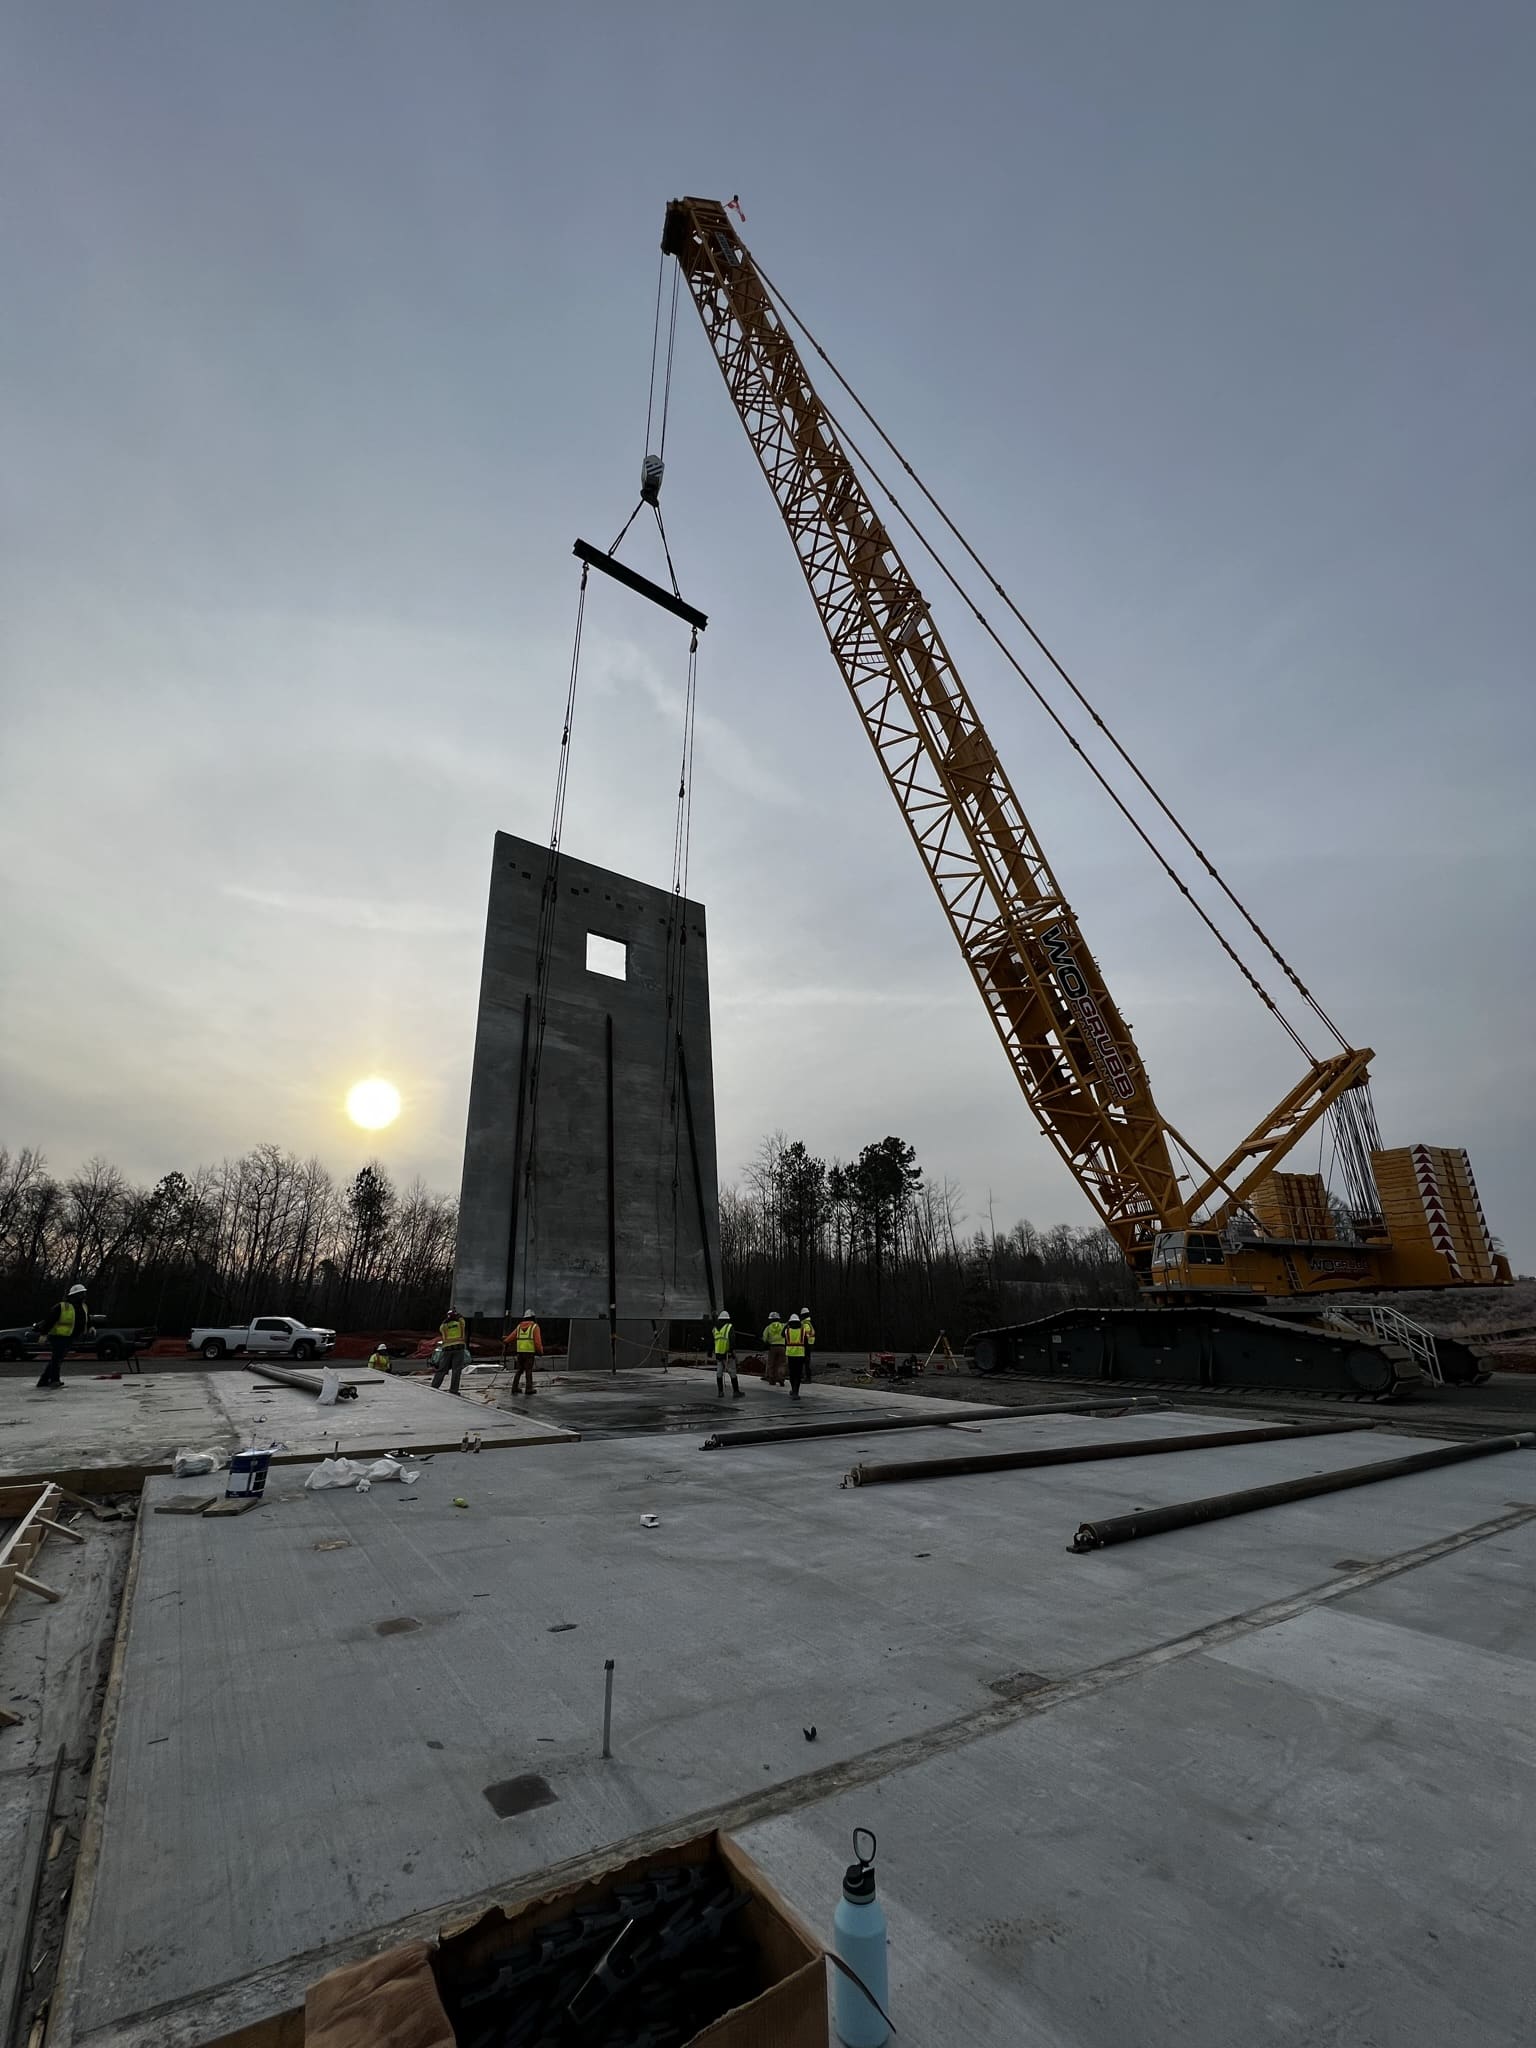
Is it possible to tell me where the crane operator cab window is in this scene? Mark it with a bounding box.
[1152,1231,1227,1272]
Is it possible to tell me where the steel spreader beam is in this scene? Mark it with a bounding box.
[573,539,708,632]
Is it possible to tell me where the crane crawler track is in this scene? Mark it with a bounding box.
[967,1304,1455,1402]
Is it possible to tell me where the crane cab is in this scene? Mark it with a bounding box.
[1147,1231,1270,1305]
[1151,1226,1395,1301]
[1150,1231,1232,1287]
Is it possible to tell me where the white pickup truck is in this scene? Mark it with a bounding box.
[188,1316,337,1363]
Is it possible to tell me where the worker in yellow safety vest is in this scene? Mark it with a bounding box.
[712,1310,744,1399]
[800,1307,817,1382]
[433,1308,469,1396]
[368,1343,392,1373]
[762,1311,786,1386]
[785,1314,808,1400]
[508,1311,542,1398]
[34,1282,88,1390]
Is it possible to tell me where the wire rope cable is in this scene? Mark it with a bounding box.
[811,382,1318,1064]
[750,252,1352,1057]
[518,565,589,1287]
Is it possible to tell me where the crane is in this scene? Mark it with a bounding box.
[658,198,1506,1390]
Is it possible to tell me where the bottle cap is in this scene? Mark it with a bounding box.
[842,1826,878,1901]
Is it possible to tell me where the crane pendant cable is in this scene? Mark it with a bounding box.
[749,250,1349,1062]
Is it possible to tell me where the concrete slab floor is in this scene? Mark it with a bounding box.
[739,1517,1536,2046]
[851,1356,1536,1438]
[54,1409,1536,2046]
[0,1509,132,2045]
[0,1368,576,1487]
[466,1363,984,1439]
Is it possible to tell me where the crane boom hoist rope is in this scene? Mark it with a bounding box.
[660,195,1377,1267]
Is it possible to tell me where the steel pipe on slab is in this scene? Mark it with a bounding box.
[245,1362,358,1400]
[845,1419,1375,1487]
[700,1398,1149,1452]
[1071,1431,1536,1552]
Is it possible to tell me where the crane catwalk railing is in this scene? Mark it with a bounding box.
[1324,1304,1443,1385]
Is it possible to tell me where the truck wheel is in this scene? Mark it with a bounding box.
[200,1339,226,1360]
[0,1337,22,1362]
[97,1337,124,1361]
[291,1340,315,1362]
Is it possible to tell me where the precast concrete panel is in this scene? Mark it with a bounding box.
[454,834,721,1323]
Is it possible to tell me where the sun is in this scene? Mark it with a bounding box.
[346,1077,401,1131]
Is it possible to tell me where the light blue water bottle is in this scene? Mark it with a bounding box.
[832,1826,889,2046]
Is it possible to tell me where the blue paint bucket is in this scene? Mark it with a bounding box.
[227,1448,272,1499]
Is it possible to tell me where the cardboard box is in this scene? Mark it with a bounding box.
[302,1830,826,2048]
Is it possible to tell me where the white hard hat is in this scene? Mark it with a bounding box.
[714,1309,729,1321]
[69,1283,87,1295]
[801,1306,811,1316]
[769,1309,781,1320]
[788,1312,801,1323]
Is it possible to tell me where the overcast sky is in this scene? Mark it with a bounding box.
[3,0,1532,1265]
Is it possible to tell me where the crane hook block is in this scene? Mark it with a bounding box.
[641,454,665,506]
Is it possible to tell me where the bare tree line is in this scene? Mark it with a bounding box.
[0,1144,456,1334]
[2,1128,1129,1347]
[721,1132,1132,1349]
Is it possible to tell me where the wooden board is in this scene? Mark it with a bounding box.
[1,1484,70,1625]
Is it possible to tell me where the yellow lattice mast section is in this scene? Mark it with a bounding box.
[662,196,1381,1273]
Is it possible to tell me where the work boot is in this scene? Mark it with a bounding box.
[732,1382,744,1398]
[716,1378,725,1396]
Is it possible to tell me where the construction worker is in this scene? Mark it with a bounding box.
[433,1307,469,1395]
[712,1310,744,1398]
[33,1282,88,1390]
[800,1306,817,1381]
[368,1342,392,1373]
[508,1309,542,1397]
[762,1309,786,1386]
[785,1313,808,1399]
